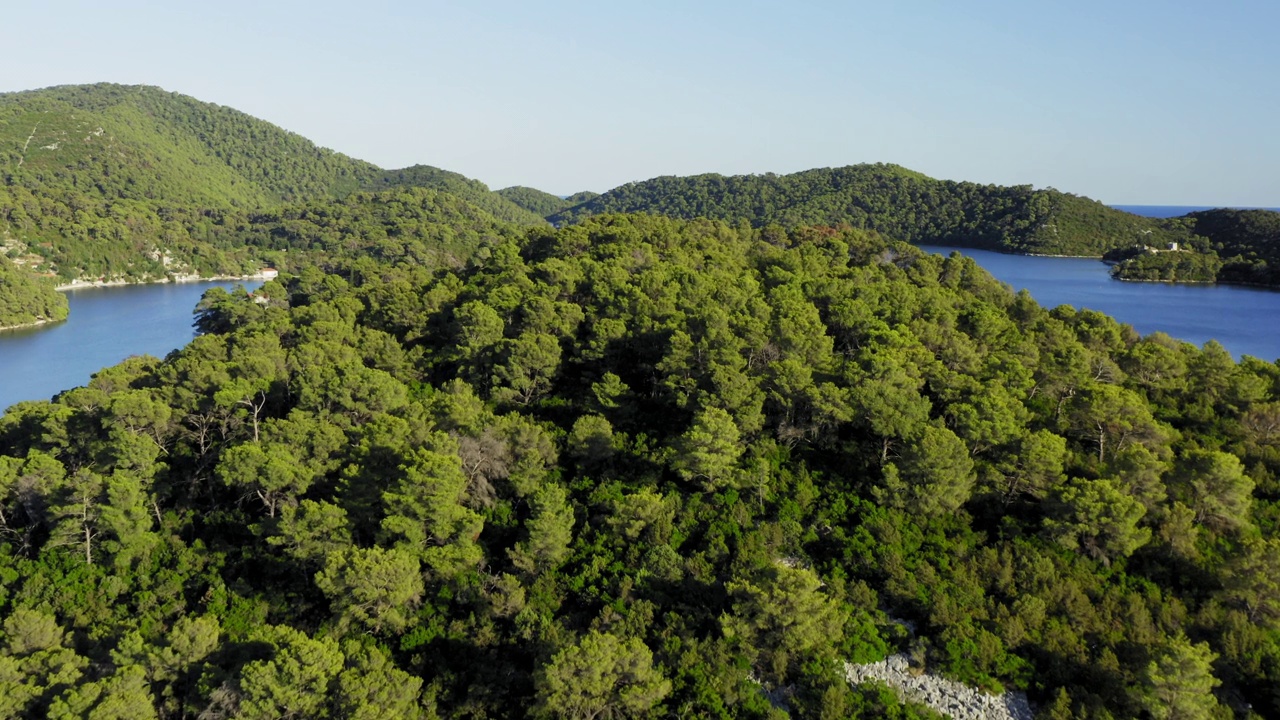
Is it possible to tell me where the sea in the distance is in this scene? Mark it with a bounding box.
[1111,204,1280,218]
[0,280,261,413]
[921,245,1280,362]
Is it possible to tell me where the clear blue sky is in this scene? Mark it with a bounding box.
[3,0,1277,205]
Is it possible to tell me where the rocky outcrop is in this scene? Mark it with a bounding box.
[845,654,1033,720]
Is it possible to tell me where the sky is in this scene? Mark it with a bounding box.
[3,0,1278,205]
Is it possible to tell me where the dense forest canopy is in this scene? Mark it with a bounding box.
[0,255,66,329]
[205,187,519,272]
[366,167,548,226]
[1,214,1278,718]
[1186,209,1280,286]
[548,167,1280,289]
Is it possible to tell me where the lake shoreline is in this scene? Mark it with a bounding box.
[0,317,64,333]
[1023,252,1100,259]
[921,244,1102,261]
[1108,274,1280,292]
[1111,276,1215,286]
[56,271,273,292]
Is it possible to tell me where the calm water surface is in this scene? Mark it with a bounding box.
[0,281,261,412]
[921,246,1280,363]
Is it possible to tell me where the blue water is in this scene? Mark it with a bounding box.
[921,246,1280,362]
[0,281,261,412]
[1111,204,1280,218]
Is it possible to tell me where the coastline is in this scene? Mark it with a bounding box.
[1023,252,1103,259]
[921,244,1103,261]
[55,271,272,292]
[1111,275,1215,286]
[1110,274,1280,291]
[0,317,63,333]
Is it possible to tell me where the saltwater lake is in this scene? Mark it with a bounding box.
[921,245,1280,363]
[0,281,261,412]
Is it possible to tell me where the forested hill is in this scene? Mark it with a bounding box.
[549,164,1185,257]
[496,186,575,218]
[2,214,1278,718]
[1105,208,1280,286]
[497,187,602,218]
[1189,209,1280,285]
[0,83,543,283]
[0,83,377,206]
[367,167,546,226]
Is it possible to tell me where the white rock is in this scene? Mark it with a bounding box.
[845,654,1033,720]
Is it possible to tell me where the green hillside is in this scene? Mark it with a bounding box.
[551,164,1183,256]
[1190,208,1280,285]
[211,186,519,271]
[496,185,574,217]
[370,166,547,225]
[563,189,600,205]
[1106,209,1280,285]
[496,187,603,218]
[0,84,379,205]
[0,83,539,284]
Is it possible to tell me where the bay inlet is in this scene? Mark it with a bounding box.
[0,280,262,412]
[921,245,1280,363]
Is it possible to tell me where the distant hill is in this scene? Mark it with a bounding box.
[0,83,543,283]
[497,186,603,219]
[0,83,378,205]
[563,190,600,206]
[497,186,575,217]
[1186,209,1280,284]
[550,164,1183,257]
[1105,208,1280,285]
[367,166,546,225]
[5,83,1275,293]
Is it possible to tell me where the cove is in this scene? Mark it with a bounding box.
[1,280,262,413]
[921,246,1280,363]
